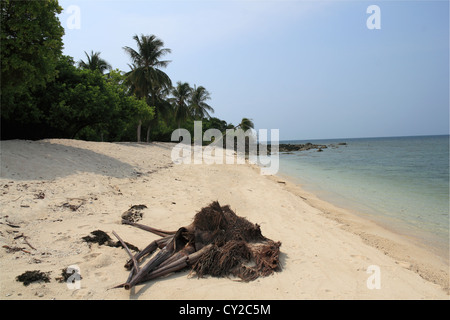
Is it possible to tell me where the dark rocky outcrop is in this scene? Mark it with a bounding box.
[259,142,338,154]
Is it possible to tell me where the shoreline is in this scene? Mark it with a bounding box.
[268,170,449,291]
[0,139,448,299]
[272,135,449,258]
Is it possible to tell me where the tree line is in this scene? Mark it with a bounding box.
[0,0,253,142]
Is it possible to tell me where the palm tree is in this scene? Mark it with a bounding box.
[78,50,112,74]
[146,84,172,142]
[171,81,192,129]
[189,85,214,120]
[236,117,254,131]
[123,34,172,142]
[210,117,255,149]
[234,117,256,156]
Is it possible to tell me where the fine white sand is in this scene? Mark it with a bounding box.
[0,139,448,299]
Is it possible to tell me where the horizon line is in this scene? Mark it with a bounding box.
[275,133,450,143]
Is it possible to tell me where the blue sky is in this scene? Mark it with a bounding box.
[58,0,449,140]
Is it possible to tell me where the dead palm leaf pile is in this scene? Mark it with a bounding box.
[114,201,281,289]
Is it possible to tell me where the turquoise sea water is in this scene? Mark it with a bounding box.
[277,135,449,256]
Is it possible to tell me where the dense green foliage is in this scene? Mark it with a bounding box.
[1,1,252,142]
[35,57,153,140]
[1,0,64,136]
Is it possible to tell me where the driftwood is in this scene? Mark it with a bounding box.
[113,201,281,290]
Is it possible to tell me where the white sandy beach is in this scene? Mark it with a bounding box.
[0,139,448,299]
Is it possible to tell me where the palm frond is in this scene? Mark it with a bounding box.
[237,118,255,131]
[189,85,214,119]
[78,50,112,74]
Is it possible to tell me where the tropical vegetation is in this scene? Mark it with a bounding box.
[78,50,112,74]
[1,0,253,143]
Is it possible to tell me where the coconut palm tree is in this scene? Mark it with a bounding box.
[146,85,172,142]
[171,81,192,129]
[209,117,255,149]
[189,85,214,120]
[78,50,112,74]
[236,117,254,131]
[123,34,172,142]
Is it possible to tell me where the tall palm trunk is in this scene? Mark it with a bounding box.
[146,92,156,143]
[137,119,142,142]
[146,125,151,143]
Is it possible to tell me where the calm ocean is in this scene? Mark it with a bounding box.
[277,135,449,255]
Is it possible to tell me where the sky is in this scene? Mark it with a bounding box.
[58,0,449,141]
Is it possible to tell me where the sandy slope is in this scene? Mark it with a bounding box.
[0,139,448,299]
